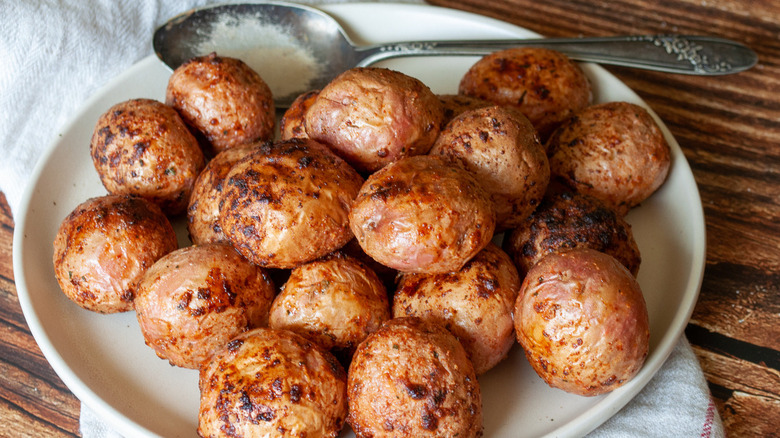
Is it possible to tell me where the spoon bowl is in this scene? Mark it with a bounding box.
[154,2,758,107]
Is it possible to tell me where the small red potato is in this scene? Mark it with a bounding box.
[166,53,275,154]
[514,248,650,396]
[546,101,671,215]
[134,243,275,369]
[305,67,444,173]
[186,144,260,245]
[347,317,483,438]
[430,105,550,230]
[199,328,347,438]
[459,47,592,141]
[503,184,641,277]
[268,252,390,358]
[349,155,495,274]
[393,243,521,374]
[219,139,364,269]
[52,195,177,313]
[280,89,319,140]
[437,93,492,125]
[89,98,205,215]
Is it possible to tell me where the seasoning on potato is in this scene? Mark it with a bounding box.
[89,98,205,215]
[430,105,550,230]
[459,47,593,141]
[187,143,261,245]
[503,183,641,277]
[349,155,496,274]
[347,317,483,438]
[305,67,444,173]
[166,53,275,154]
[199,328,347,437]
[280,89,319,140]
[546,101,672,215]
[52,194,178,313]
[514,248,650,396]
[134,243,275,369]
[268,252,390,359]
[219,138,364,269]
[393,243,520,375]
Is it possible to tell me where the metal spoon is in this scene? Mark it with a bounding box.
[153,1,758,107]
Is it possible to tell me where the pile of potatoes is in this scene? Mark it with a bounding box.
[53,47,670,437]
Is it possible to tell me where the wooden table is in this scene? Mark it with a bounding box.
[1,0,778,436]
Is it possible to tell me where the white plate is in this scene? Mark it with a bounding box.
[13,3,705,437]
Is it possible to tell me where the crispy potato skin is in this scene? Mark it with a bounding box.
[199,328,347,438]
[347,317,483,438]
[459,48,592,141]
[52,195,177,313]
[430,105,550,230]
[349,155,495,274]
[280,90,319,140]
[437,94,492,126]
[89,98,205,215]
[503,185,641,277]
[546,101,671,215]
[187,144,260,245]
[392,243,520,374]
[166,53,275,154]
[514,248,649,396]
[268,252,390,357]
[305,67,444,173]
[134,243,275,369]
[219,139,364,269]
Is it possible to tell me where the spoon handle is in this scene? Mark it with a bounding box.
[355,35,757,75]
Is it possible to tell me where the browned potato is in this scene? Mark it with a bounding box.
[393,243,520,374]
[430,105,550,230]
[219,139,364,269]
[349,155,495,274]
[514,248,649,396]
[459,48,592,141]
[134,243,275,369]
[89,98,205,215]
[199,328,347,437]
[186,143,261,245]
[347,317,482,438]
[268,252,390,358]
[166,53,275,154]
[305,67,444,173]
[437,93,492,125]
[52,195,177,313]
[546,101,672,215]
[503,184,641,277]
[280,89,319,140]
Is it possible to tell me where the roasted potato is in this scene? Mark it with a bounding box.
[186,143,260,245]
[305,67,444,173]
[219,139,364,269]
[166,53,275,154]
[347,317,482,438]
[280,89,319,140]
[199,328,347,437]
[53,195,177,313]
[459,47,592,141]
[437,93,492,125]
[349,155,495,274]
[89,98,205,215]
[268,252,390,358]
[393,243,520,374]
[514,248,649,396]
[503,184,641,277]
[430,105,550,230]
[134,243,275,369]
[546,101,671,215]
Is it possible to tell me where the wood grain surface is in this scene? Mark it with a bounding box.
[1,0,779,437]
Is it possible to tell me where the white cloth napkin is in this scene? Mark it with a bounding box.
[1,1,724,437]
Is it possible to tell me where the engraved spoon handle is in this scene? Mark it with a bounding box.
[355,35,757,75]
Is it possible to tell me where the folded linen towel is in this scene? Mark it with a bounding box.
[0,1,724,437]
